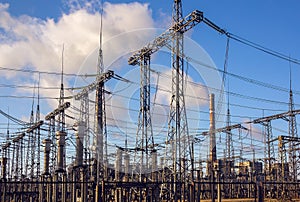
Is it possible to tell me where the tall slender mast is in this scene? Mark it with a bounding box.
[58,44,66,133]
[288,63,298,182]
[165,0,191,200]
[36,74,41,176]
[94,1,106,198]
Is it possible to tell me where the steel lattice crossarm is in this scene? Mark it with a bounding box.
[269,135,300,145]
[251,109,300,124]
[12,133,25,143]
[128,10,227,66]
[271,135,300,143]
[45,102,71,121]
[74,70,114,100]
[199,123,248,136]
[26,120,44,133]
[115,144,159,152]
[1,142,11,150]
[128,10,203,66]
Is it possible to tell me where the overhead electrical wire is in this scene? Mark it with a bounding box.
[0,61,297,114]
[122,69,295,109]
[71,92,300,137]
[0,64,297,112]
[0,66,96,77]
[108,92,262,120]
[70,89,286,127]
[227,33,300,66]
[186,56,300,95]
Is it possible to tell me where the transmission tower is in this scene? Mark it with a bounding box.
[94,49,105,200]
[223,37,234,164]
[264,121,275,180]
[35,77,41,177]
[127,3,226,201]
[128,51,157,201]
[47,111,56,173]
[57,47,66,133]
[277,135,288,199]
[1,142,10,179]
[288,68,299,182]
[94,3,110,200]
[25,95,35,177]
[5,118,11,179]
[12,133,25,179]
[225,104,234,198]
[22,85,42,178]
[252,118,275,180]
[164,0,193,201]
[94,37,104,159]
[55,45,67,173]
[225,109,234,163]
[134,51,155,177]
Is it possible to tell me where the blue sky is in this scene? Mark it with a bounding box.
[1,0,300,163]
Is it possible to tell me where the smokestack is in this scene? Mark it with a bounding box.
[152,151,157,172]
[209,93,216,202]
[43,139,51,175]
[151,151,158,181]
[56,131,67,172]
[115,148,122,181]
[75,121,85,167]
[209,93,216,162]
[124,153,130,182]
[1,157,7,179]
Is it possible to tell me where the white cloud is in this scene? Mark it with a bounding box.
[0,2,154,74]
[0,3,9,10]
[0,2,155,120]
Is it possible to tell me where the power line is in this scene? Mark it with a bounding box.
[227,33,300,66]
[0,66,97,77]
[186,56,300,95]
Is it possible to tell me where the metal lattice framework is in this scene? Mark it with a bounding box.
[26,121,43,178]
[45,102,70,173]
[252,109,300,180]
[133,52,155,178]
[288,89,299,182]
[128,7,203,202]
[25,109,34,177]
[35,95,41,177]
[128,10,203,66]
[253,120,275,180]
[74,70,114,177]
[12,133,25,178]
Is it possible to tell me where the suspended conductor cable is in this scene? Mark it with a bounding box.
[216,37,230,121]
[227,33,300,65]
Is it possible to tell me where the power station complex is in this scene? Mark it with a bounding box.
[0,0,300,201]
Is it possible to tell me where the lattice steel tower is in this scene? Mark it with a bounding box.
[164,0,193,201]
[288,68,299,182]
[94,4,107,201]
[134,51,155,178]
